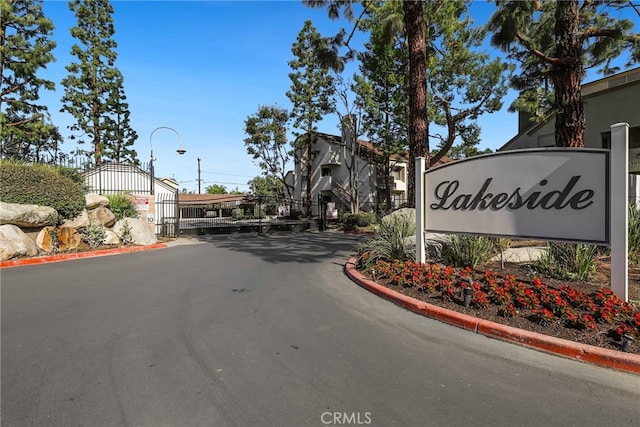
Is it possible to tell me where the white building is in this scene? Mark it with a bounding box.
[288,120,411,216]
[500,67,640,205]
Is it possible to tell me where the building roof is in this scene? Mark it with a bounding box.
[314,131,452,166]
[498,67,640,151]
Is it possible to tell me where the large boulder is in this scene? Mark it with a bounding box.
[85,193,109,210]
[88,206,116,228]
[103,229,121,246]
[113,218,156,246]
[0,201,57,227]
[62,209,90,229]
[36,226,82,253]
[0,224,39,260]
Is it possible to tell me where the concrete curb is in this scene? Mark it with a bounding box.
[344,257,640,375]
[0,243,168,269]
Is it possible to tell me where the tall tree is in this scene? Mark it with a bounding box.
[243,105,293,200]
[489,0,640,147]
[426,0,512,165]
[205,184,228,195]
[0,0,56,160]
[247,175,285,198]
[353,1,409,211]
[287,20,336,217]
[61,0,137,165]
[102,72,138,163]
[334,76,370,213]
[402,0,427,205]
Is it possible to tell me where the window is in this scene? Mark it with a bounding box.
[321,167,332,177]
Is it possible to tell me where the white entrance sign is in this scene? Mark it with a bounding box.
[424,149,609,244]
[416,123,630,301]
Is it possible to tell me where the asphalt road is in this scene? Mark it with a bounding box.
[2,232,639,427]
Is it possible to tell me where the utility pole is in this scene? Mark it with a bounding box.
[197,157,202,194]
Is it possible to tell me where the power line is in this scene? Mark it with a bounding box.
[200,170,256,178]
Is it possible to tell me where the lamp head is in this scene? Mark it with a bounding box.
[176,145,186,155]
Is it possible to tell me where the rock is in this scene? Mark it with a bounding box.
[385,207,415,224]
[490,247,547,263]
[36,226,81,253]
[88,207,116,228]
[62,209,90,229]
[104,229,121,246]
[85,193,109,210]
[0,224,39,260]
[424,233,451,261]
[114,218,156,245]
[0,201,57,227]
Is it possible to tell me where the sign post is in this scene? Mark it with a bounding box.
[416,157,426,264]
[610,123,629,301]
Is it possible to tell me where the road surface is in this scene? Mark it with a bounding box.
[2,232,639,426]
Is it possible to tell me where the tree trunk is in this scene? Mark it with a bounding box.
[403,0,428,206]
[552,0,584,148]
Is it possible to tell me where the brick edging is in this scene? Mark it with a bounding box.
[344,257,640,375]
[0,244,168,268]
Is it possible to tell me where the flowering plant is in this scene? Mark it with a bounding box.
[365,259,640,350]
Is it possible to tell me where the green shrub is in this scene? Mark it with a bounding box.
[536,242,597,281]
[0,162,85,219]
[232,208,244,219]
[629,204,640,253]
[357,214,415,269]
[342,212,377,229]
[107,192,138,220]
[82,222,107,249]
[118,219,134,246]
[442,234,497,268]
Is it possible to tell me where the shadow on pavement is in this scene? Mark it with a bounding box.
[183,230,365,264]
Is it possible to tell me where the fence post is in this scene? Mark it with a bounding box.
[610,123,629,301]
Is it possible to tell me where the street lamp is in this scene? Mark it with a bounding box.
[149,126,186,194]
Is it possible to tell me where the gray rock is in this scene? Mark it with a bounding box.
[114,218,156,246]
[85,193,109,209]
[490,247,547,263]
[0,201,57,227]
[0,224,39,260]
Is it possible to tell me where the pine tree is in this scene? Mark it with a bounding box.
[287,20,336,217]
[60,0,137,165]
[353,1,409,211]
[0,0,56,160]
[489,0,640,147]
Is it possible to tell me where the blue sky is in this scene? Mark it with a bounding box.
[38,0,638,193]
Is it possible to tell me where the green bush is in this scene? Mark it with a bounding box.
[536,242,597,281]
[342,212,377,229]
[356,214,415,269]
[442,234,497,268]
[81,222,107,249]
[232,208,244,219]
[629,204,640,253]
[107,192,138,220]
[118,218,134,246]
[0,162,85,219]
[289,210,302,220]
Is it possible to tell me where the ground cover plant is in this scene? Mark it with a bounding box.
[356,256,640,353]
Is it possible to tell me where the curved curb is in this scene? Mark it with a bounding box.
[344,257,640,375]
[0,243,168,269]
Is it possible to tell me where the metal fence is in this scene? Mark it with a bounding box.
[176,195,319,235]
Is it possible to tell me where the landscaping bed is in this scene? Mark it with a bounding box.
[357,255,640,354]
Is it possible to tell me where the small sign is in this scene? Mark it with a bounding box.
[146,213,154,223]
[135,196,150,211]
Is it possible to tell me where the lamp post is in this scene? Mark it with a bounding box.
[149,126,186,194]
